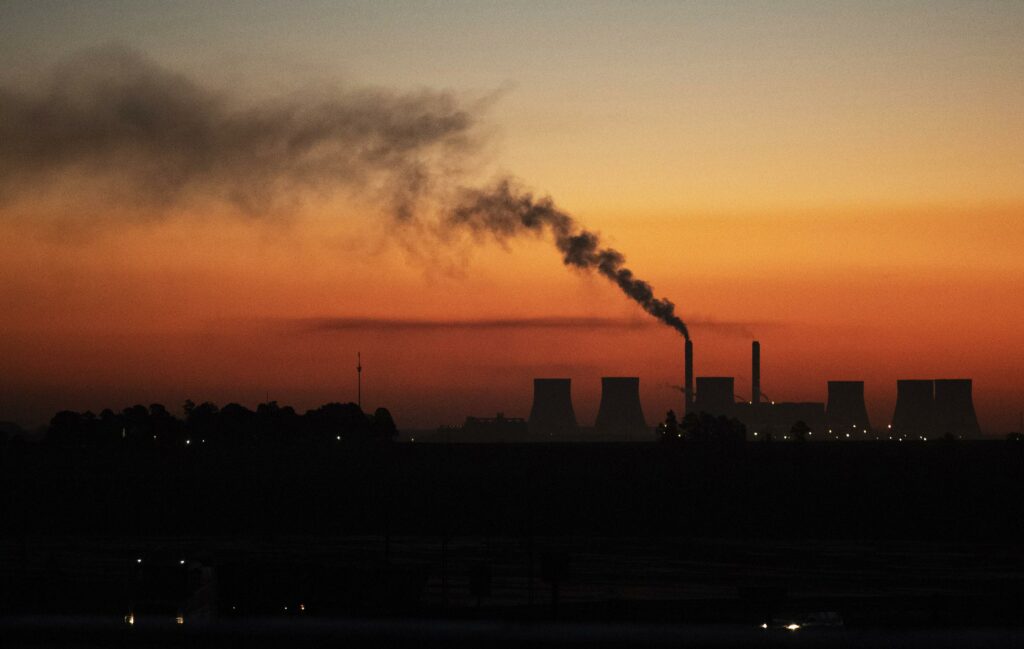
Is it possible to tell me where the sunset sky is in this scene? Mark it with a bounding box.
[2,1,1023,433]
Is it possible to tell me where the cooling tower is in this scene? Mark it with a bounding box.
[891,379,934,436]
[684,339,694,414]
[933,379,981,438]
[594,377,648,438]
[694,377,735,418]
[528,378,578,437]
[826,381,871,432]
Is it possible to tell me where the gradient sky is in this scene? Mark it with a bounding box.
[2,1,1023,432]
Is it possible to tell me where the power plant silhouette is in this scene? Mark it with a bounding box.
[511,340,982,440]
[528,378,578,437]
[594,377,647,439]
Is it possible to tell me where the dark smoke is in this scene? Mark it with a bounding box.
[449,180,690,339]
[0,46,475,219]
[1,48,690,338]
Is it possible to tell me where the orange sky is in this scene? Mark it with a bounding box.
[1,2,1023,433]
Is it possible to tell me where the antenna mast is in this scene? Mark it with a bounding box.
[357,352,362,409]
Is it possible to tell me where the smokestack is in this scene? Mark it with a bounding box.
[694,377,735,418]
[751,340,761,409]
[528,378,578,437]
[826,381,871,433]
[684,339,694,414]
[933,379,981,438]
[891,379,934,437]
[594,377,648,439]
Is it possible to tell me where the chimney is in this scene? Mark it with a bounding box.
[684,339,694,414]
[933,379,981,438]
[751,340,761,409]
[528,378,578,437]
[826,381,871,433]
[891,379,934,437]
[594,377,648,439]
[694,376,735,418]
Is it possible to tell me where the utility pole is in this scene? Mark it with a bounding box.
[357,352,362,409]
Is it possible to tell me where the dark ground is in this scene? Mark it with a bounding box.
[2,441,1023,645]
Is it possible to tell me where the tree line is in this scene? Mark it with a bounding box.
[41,400,397,448]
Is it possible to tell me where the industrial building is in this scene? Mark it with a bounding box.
[594,377,647,439]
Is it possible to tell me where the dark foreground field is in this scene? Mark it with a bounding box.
[2,441,1023,645]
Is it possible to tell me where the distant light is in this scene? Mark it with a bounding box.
[411,438,415,442]
[786,623,800,631]
[336,436,341,441]
[136,558,142,564]
[176,615,184,625]
[299,603,305,612]
[125,613,134,626]
[761,623,768,629]
[185,439,191,446]
[845,433,850,438]
[771,401,775,405]
[284,606,289,611]
[887,424,892,429]
[753,432,758,437]
[180,559,186,565]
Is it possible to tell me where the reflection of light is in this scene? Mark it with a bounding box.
[786,624,800,631]
[176,615,184,625]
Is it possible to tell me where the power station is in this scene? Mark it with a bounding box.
[513,339,982,440]
[594,377,647,439]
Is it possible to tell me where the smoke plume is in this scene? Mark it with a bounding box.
[449,180,690,339]
[0,46,475,219]
[1,47,689,338]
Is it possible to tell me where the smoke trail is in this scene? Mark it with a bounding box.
[0,48,690,338]
[0,46,475,220]
[449,179,689,339]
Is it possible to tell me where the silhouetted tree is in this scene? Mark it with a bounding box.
[370,407,398,442]
[789,420,810,442]
[680,412,746,444]
[657,410,681,443]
